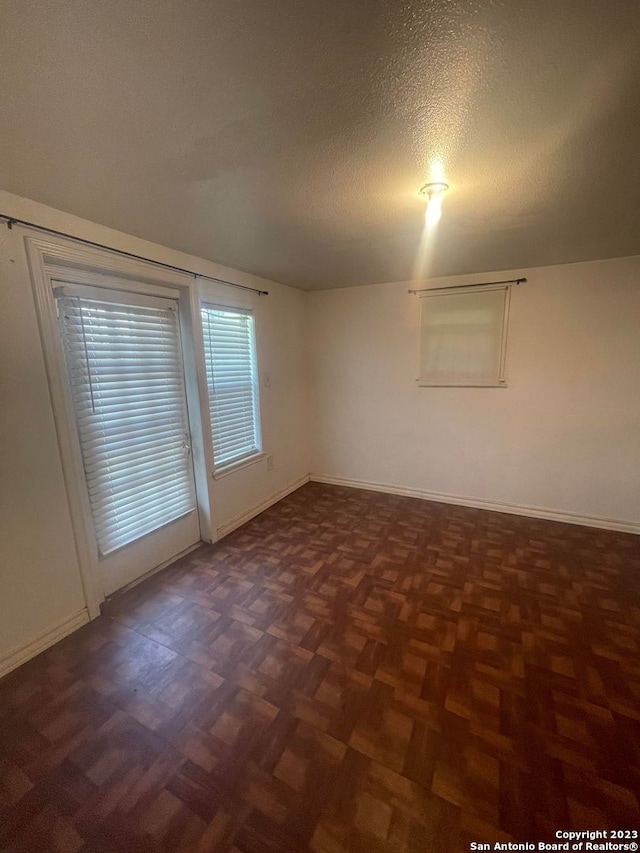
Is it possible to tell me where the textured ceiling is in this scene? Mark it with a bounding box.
[1,0,640,289]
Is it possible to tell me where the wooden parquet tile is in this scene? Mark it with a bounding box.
[2,482,640,852]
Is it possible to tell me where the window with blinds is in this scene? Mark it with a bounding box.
[418,286,510,387]
[56,288,196,554]
[200,305,261,471]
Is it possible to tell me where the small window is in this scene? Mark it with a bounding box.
[200,304,262,472]
[418,286,510,387]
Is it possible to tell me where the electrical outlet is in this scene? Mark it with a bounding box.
[266,455,274,471]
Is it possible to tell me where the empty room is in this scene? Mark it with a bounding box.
[1,1,639,851]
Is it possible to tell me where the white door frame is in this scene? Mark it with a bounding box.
[25,234,213,617]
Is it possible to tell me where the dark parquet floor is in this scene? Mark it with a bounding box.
[1,482,640,852]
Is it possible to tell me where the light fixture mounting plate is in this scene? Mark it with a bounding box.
[419,181,449,198]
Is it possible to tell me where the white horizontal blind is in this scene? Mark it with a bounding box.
[201,305,261,469]
[57,291,196,554]
[418,287,509,386]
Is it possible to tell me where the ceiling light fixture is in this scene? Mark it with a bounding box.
[419,181,449,226]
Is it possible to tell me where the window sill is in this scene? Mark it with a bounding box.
[212,452,266,480]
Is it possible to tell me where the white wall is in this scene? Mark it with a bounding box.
[309,256,640,530]
[0,190,310,673]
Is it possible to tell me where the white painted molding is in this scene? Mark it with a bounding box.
[216,475,311,539]
[25,235,193,288]
[25,236,105,618]
[0,609,90,679]
[309,474,640,535]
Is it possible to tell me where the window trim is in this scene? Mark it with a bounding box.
[212,449,266,479]
[200,302,263,475]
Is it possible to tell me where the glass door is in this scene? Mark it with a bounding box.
[55,282,200,595]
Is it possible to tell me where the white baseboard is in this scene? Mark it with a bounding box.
[216,474,311,539]
[309,474,640,535]
[0,608,90,679]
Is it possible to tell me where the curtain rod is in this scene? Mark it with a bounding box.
[408,277,526,294]
[0,214,269,296]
